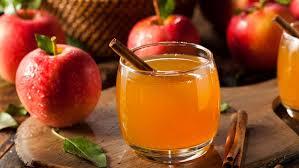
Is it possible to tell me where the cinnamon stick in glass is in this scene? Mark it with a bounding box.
[273,15,299,38]
[109,38,154,71]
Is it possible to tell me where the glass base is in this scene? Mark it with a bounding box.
[285,107,299,120]
[130,139,212,164]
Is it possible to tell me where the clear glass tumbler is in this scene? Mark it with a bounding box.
[116,42,220,163]
[278,22,299,120]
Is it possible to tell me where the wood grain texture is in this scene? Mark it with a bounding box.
[15,80,299,168]
[220,80,299,168]
[0,78,22,167]
[0,78,21,160]
[0,146,25,168]
[0,133,14,159]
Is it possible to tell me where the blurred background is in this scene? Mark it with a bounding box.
[2,0,296,87]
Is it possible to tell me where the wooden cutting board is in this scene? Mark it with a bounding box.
[15,80,299,168]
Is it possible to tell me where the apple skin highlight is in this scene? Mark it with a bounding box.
[0,10,65,83]
[290,0,299,19]
[16,45,101,128]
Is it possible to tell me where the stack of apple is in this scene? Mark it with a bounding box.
[128,0,297,72]
[199,0,296,71]
[0,1,101,127]
[1,0,298,128]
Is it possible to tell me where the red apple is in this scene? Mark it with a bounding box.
[226,3,294,71]
[127,15,200,56]
[0,10,65,83]
[198,0,272,35]
[16,44,101,128]
[290,0,299,19]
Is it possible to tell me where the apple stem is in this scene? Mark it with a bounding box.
[23,9,30,20]
[12,3,22,18]
[22,2,30,19]
[153,0,163,25]
[51,37,58,56]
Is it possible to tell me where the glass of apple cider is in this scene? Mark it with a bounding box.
[116,42,220,163]
[278,23,299,120]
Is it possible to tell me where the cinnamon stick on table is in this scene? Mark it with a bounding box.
[233,131,248,168]
[223,114,238,158]
[222,110,248,168]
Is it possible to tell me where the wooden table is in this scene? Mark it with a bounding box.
[1,79,299,168]
[1,5,299,168]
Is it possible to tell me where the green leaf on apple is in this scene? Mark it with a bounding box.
[0,0,21,14]
[52,129,107,168]
[0,1,6,13]
[0,112,18,130]
[0,0,41,14]
[158,0,175,19]
[22,0,42,10]
[35,34,56,55]
[275,0,291,5]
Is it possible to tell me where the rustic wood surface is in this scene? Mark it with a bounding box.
[1,4,299,168]
[13,80,299,168]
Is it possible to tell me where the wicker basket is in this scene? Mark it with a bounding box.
[41,0,197,60]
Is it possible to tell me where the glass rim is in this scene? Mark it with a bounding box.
[119,41,214,76]
[283,21,299,41]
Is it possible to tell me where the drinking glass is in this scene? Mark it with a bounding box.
[278,22,299,120]
[116,42,220,163]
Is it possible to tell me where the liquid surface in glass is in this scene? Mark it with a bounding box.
[116,54,220,150]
